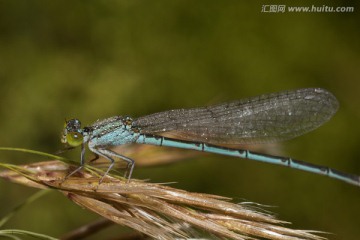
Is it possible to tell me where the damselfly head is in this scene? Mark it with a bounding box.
[61,119,84,147]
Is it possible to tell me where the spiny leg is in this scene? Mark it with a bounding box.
[64,143,86,180]
[90,147,135,184]
[89,153,100,163]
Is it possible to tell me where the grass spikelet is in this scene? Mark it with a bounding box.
[0,158,325,240]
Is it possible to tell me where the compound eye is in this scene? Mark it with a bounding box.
[66,132,84,147]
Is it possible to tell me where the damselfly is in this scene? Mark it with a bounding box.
[61,88,360,187]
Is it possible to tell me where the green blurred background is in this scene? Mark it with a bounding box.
[0,1,359,239]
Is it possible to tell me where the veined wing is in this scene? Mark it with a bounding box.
[132,88,338,144]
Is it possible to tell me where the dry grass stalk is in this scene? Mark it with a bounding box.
[0,160,324,240]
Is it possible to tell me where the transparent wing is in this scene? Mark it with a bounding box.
[133,88,339,144]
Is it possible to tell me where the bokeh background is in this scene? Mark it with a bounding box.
[0,1,359,239]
